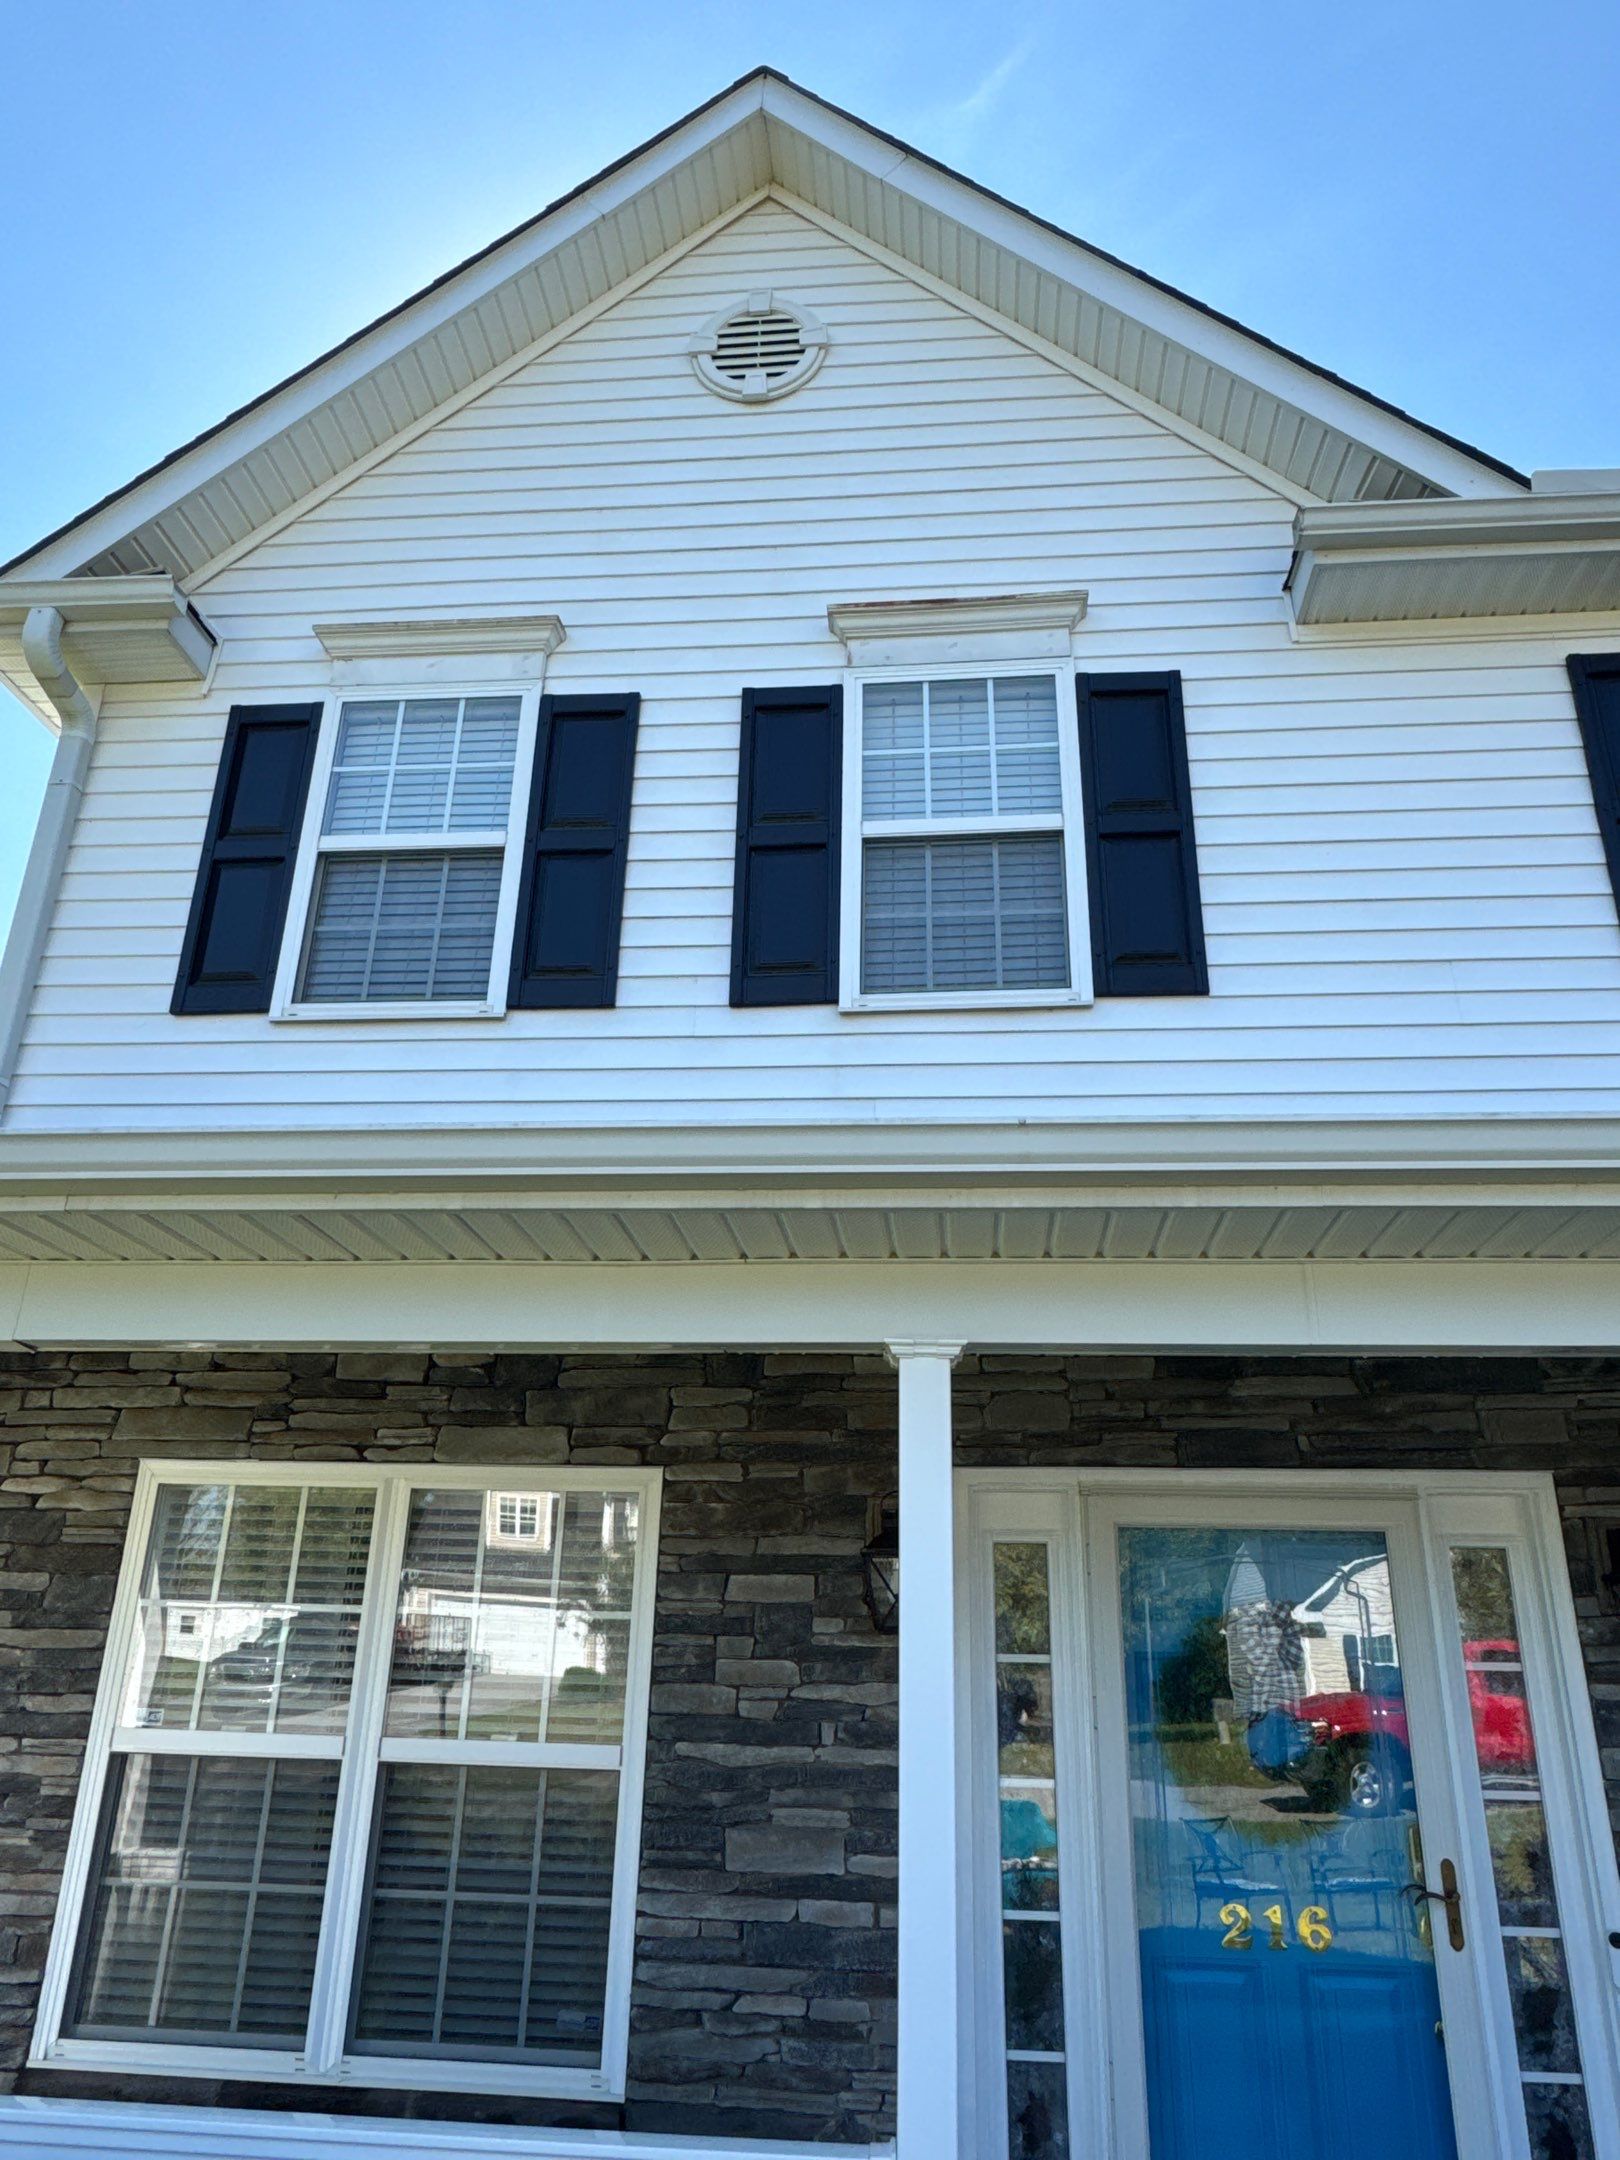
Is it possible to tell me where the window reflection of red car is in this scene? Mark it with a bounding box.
[1280,1641,1532,1816]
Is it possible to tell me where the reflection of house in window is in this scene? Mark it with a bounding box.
[486,1490,555,1547]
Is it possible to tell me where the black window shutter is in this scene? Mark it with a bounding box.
[731,685,842,1006]
[1076,670,1208,996]
[171,703,321,1015]
[1567,654,1620,918]
[509,692,640,1009]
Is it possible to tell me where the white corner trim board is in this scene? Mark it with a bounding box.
[0,2096,894,2160]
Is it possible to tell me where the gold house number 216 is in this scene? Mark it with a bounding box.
[1219,1902,1333,1952]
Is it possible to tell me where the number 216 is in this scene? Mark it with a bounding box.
[1219,1901,1332,1952]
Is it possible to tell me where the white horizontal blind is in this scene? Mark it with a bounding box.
[295,695,520,1006]
[862,676,1062,819]
[324,697,519,836]
[859,674,1071,997]
[350,1764,617,2062]
[864,835,1069,994]
[55,1469,654,2092]
[70,1754,341,2045]
[302,852,503,1002]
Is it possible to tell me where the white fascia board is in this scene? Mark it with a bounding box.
[756,79,1520,502]
[0,1118,1618,1199]
[10,83,771,583]
[5,1255,1620,1356]
[1297,494,1620,550]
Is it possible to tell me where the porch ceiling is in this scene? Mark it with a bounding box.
[0,1199,1615,1268]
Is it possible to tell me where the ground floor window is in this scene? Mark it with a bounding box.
[34,1465,660,2101]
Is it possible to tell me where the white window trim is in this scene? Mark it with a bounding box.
[32,1459,663,2104]
[838,659,1094,1014]
[270,680,542,1023]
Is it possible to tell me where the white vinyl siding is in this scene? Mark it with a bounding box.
[11,198,1620,1125]
[39,1464,661,2101]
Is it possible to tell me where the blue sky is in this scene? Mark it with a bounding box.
[2,0,1617,937]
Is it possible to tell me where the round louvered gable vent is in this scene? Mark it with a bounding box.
[689,291,828,403]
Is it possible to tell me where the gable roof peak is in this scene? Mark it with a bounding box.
[1,68,1526,590]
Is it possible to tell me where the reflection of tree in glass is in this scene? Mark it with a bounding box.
[993,1545,1051,1655]
[1452,1547,1517,1641]
[554,1497,640,1732]
[1157,1612,1230,1725]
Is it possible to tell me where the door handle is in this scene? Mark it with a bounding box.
[1409,1857,1466,1951]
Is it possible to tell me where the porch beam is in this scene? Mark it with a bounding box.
[890,1339,966,2160]
[7,1257,1620,1354]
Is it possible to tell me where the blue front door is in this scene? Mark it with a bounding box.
[1119,1526,1460,2160]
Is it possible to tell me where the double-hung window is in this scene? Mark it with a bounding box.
[275,689,538,1017]
[841,666,1091,1009]
[35,1463,660,2100]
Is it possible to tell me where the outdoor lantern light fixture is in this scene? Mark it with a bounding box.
[861,1496,900,1633]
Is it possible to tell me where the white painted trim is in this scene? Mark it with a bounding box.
[31,1460,664,2105]
[827,590,1087,667]
[0,2093,894,2160]
[314,617,566,661]
[893,1342,965,2160]
[3,1117,1619,1194]
[6,1257,1620,1356]
[837,661,1093,1015]
[268,681,542,1023]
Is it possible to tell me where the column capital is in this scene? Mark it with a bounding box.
[884,1339,966,1367]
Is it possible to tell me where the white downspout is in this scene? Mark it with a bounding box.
[0,607,100,1116]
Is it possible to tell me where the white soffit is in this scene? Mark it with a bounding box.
[0,1201,1618,1267]
[0,73,1530,597]
[1290,494,1620,623]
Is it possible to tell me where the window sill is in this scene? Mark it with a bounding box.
[271,1001,507,1023]
[33,2039,618,2103]
[840,987,1092,1015]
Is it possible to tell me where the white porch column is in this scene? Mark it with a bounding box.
[889,1338,966,2160]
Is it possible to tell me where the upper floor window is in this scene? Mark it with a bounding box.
[273,689,539,1018]
[34,1463,660,2102]
[841,666,1092,1010]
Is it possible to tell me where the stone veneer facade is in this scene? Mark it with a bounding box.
[0,1346,1618,2146]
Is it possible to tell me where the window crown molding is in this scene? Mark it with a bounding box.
[828,589,1087,667]
[314,615,565,688]
[315,615,566,660]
